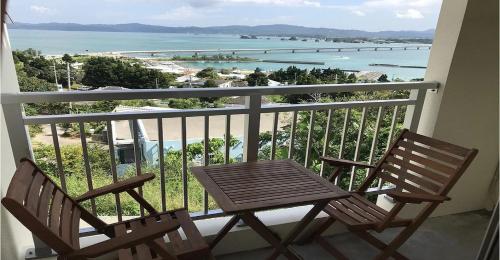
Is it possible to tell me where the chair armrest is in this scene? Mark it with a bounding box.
[75,173,155,203]
[65,220,180,259]
[386,191,450,204]
[320,157,375,169]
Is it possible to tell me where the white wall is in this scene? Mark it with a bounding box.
[1,25,35,260]
[418,0,499,215]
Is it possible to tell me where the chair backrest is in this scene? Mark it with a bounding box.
[1,159,97,255]
[359,129,478,197]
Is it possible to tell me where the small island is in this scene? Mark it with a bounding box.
[171,54,258,62]
[240,35,258,39]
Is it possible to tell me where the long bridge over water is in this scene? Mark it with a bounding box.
[100,45,431,56]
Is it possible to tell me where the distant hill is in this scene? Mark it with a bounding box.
[8,22,435,39]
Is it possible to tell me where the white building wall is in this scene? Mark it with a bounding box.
[1,25,35,260]
[418,0,499,216]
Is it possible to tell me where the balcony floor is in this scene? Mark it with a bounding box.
[218,210,491,260]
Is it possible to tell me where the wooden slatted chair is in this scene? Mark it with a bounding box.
[306,129,478,260]
[1,158,211,260]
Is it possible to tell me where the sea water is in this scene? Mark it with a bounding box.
[8,29,430,80]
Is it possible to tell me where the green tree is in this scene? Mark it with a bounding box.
[346,73,357,83]
[82,57,175,89]
[62,54,74,64]
[199,79,220,103]
[167,98,202,109]
[196,67,219,79]
[378,74,390,82]
[247,68,269,86]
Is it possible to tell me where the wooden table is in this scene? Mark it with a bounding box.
[191,160,349,260]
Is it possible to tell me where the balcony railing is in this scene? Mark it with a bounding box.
[2,81,438,240]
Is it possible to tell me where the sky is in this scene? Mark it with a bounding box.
[7,0,443,31]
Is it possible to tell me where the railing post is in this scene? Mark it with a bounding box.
[2,104,33,163]
[3,105,57,260]
[403,89,427,131]
[25,236,57,259]
[243,95,261,162]
[2,23,57,259]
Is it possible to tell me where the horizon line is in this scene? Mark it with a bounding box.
[8,21,436,33]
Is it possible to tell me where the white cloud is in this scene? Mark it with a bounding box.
[323,0,439,19]
[363,0,439,8]
[151,0,320,21]
[396,9,424,19]
[352,10,366,16]
[152,6,199,21]
[241,15,295,24]
[30,5,56,15]
[407,0,441,7]
[186,0,321,8]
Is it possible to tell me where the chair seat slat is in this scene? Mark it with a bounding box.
[381,163,442,193]
[391,148,456,176]
[324,194,412,228]
[397,140,463,166]
[130,220,154,259]
[403,131,470,157]
[26,173,46,214]
[7,162,36,204]
[37,181,55,224]
[114,224,134,260]
[71,206,81,248]
[174,209,209,254]
[330,200,370,223]
[323,204,361,226]
[385,155,449,184]
[145,217,169,252]
[378,171,427,194]
[60,198,73,243]
[350,194,388,218]
[338,199,379,222]
[49,191,65,235]
[162,214,186,253]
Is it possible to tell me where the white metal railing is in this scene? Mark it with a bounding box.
[2,81,437,236]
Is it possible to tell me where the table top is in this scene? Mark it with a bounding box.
[191,160,349,214]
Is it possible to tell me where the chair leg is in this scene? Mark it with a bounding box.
[315,236,349,260]
[374,224,421,260]
[297,217,336,244]
[146,240,177,260]
[353,231,408,260]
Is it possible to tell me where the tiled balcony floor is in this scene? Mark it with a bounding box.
[218,210,491,260]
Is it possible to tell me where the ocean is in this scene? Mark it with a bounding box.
[8,29,430,80]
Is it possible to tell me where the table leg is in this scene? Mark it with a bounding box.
[240,213,300,260]
[210,215,240,249]
[268,200,330,260]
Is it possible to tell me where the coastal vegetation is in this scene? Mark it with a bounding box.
[15,48,410,215]
[14,48,81,90]
[82,57,177,88]
[32,137,241,215]
[172,54,257,62]
[195,67,220,79]
[247,68,269,86]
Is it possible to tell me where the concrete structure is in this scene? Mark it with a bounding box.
[411,0,497,217]
[219,211,491,260]
[1,24,35,260]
